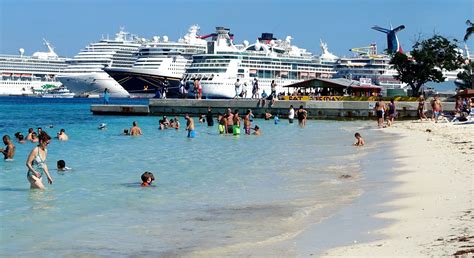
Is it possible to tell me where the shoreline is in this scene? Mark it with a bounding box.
[321,121,474,257]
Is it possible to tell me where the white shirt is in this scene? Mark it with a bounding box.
[288,108,295,119]
[235,81,241,89]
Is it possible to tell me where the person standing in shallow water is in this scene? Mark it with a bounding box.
[130,121,142,136]
[206,107,214,127]
[26,131,53,189]
[103,88,110,105]
[288,105,295,124]
[243,109,253,135]
[1,135,15,160]
[185,114,195,138]
[296,105,307,127]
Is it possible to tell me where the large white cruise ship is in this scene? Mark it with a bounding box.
[335,44,405,91]
[0,40,68,96]
[182,27,336,99]
[104,25,208,96]
[58,28,142,98]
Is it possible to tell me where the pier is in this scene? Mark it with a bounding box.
[91,99,455,119]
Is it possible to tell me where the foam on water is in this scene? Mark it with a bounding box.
[0,97,380,256]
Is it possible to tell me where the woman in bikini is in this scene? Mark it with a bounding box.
[26,131,53,189]
[418,96,427,121]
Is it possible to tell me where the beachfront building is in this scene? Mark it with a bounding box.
[283,77,382,100]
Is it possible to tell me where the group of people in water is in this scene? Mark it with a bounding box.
[2,103,367,190]
[118,105,309,140]
[1,126,72,190]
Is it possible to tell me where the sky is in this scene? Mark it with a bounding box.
[0,0,473,58]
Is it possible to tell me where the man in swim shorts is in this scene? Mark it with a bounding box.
[225,108,234,134]
[185,114,196,138]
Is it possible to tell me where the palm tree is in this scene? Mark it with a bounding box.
[464,20,474,41]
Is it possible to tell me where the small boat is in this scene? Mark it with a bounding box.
[41,86,75,98]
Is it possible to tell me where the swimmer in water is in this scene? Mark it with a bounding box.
[252,125,262,136]
[57,129,69,141]
[1,135,16,160]
[57,159,71,171]
[130,121,142,136]
[141,171,155,187]
[354,132,365,146]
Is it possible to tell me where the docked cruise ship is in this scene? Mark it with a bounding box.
[104,25,207,96]
[0,40,68,96]
[335,44,405,91]
[182,27,336,99]
[57,28,142,98]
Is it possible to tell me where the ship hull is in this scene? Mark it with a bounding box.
[57,72,130,98]
[104,67,181,97]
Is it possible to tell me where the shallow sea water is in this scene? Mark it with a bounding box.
[0,97,383,256]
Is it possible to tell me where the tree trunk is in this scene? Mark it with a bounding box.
[410,83,422,97]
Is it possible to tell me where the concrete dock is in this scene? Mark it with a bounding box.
[91,99,455,119]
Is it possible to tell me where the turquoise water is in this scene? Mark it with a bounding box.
[0,97,381,256]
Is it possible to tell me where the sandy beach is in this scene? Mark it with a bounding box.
[322,120,474,257]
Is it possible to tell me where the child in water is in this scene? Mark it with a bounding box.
[253,125,262,136]
[57,160,71,171]
[354,132,365,146]
[141,171,155,187]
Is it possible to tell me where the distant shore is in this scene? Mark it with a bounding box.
[321,121,474,257]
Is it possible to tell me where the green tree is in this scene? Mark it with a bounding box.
[456,62,474,89]
[390,35,464,96]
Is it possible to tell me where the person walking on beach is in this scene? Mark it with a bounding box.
[296,105,308,127]
[374,98,385,128]
[431,95,442,122]
[418,96,427,121]
[130,121,142,136]
[26,131,53,189]
[185,114,195,138]
[234,79,241,98]
[387,98,397,127]
[57,129,69,141]
[243,109,253,135]
[454,96,463,115]
[1,135,15,160]
[103,88,110,105]
[252,78,259,99]
[288,105,295,124]
[206,107,214,127]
